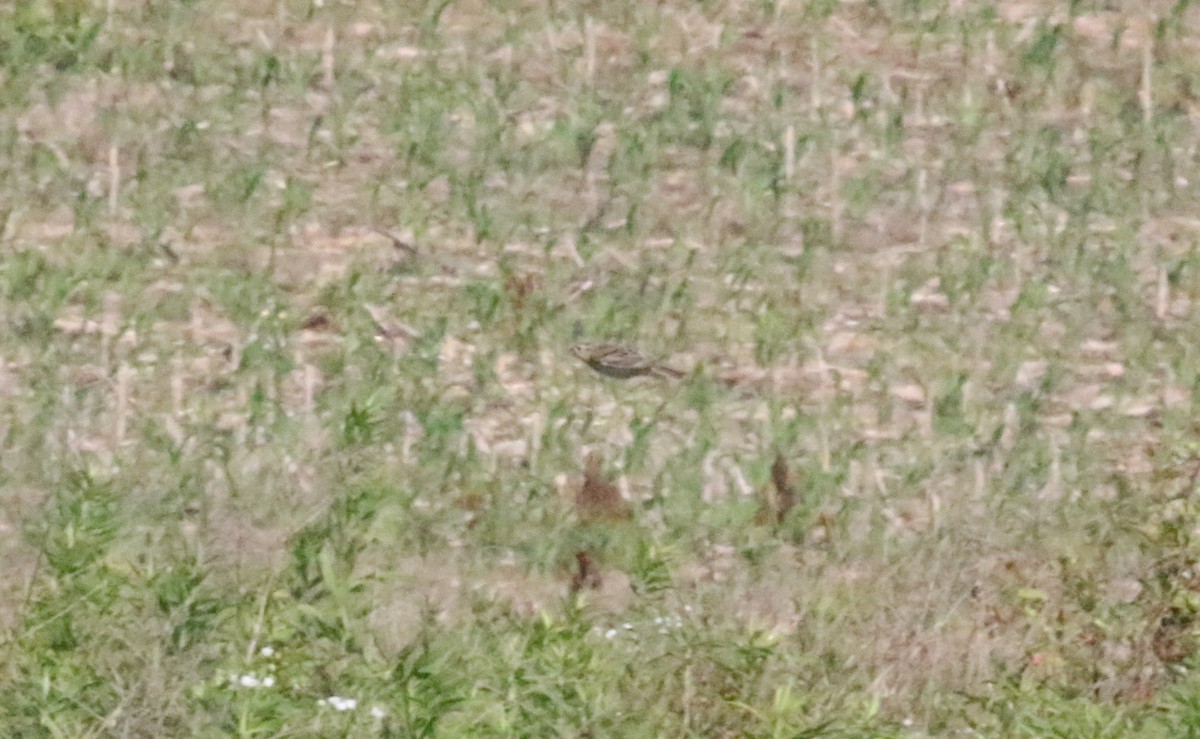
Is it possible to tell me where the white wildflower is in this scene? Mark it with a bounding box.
[326,696,358,712]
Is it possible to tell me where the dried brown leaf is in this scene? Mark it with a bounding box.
[576,452,630,522]
[756,453,799,525]
[569,550,603,593]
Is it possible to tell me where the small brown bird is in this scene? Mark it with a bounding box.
[569,342,684,379]
[576,452,631,522]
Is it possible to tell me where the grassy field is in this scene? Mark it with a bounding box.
[6,0,1200,735]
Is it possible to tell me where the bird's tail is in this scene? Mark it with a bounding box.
[652,364,685,379]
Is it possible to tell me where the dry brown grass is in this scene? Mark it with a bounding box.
[576,451,632,523]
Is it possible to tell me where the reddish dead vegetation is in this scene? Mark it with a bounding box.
[570,550,603,593]
[504,271,539,312]
[755,452,799,526]
[576,452,631,523]
[570,453,629,597]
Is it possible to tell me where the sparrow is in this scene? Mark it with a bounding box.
[569,342,684,379]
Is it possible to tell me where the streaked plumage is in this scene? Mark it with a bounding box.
[569,342,684,379]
